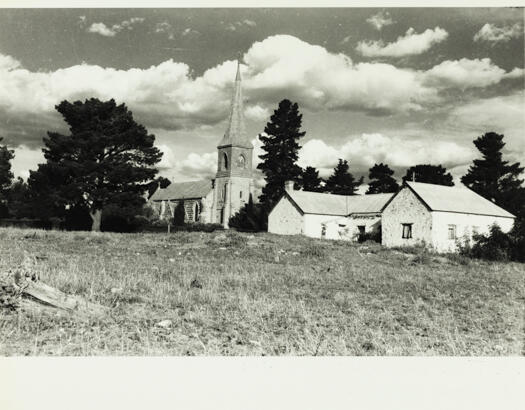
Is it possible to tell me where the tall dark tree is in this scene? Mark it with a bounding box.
[325,159,363,195]
[229,194,266,231]
[7,177,33,219]
[402,164,454,186]
[461,132,525,218]
[0,138,14,213]
[366,163,399,194]
[300,166,323,192]
[30,98,163,231]
[257,99,305,210]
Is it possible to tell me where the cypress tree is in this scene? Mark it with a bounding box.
[366,163,399,194]
[257,99,305,210]
[461,132,525,218]
[301,166,323,192]
[325,159,363,195]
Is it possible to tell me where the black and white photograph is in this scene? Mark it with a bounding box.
[0,3,523,365]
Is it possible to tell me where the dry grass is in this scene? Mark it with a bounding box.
[0,227,524,356]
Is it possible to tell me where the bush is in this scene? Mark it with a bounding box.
[358,226,381,243]
[229,195,267,232]
[462,223,524,263]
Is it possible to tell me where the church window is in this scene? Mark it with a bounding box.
[240,191,243,199]
[237,155,246,168]
[223,153,229,170]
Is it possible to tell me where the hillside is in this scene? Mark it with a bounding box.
[0,227,523,355]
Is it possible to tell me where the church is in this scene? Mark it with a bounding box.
[149,62,255,228]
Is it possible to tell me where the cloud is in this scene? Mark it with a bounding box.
[88,23,117,37]
[297,134,475,180]
[10,145,45,180]
[423,58,524,89]
[244,105,270,121]
[366,11,394,31]
[155,21,171,33]
[87,17,145,37]
[447,91,525,156]
[225,19,257,31]
[244,35,437,114]
[356,27,449,57]
[474,23,523,43]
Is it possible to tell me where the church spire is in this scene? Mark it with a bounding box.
[218,60,252,148]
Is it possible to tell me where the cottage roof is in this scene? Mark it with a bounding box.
[404,181,515,218]
[150,179,213,201]
[287,190,393,216]
[218,61,252,149]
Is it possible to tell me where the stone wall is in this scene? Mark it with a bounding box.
[382,187,433,248]
[268,196,304,236]
[324,214,381,241]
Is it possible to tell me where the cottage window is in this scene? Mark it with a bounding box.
[240,191,243,199]
[321,225,326,238]
[448,225,456,240]
[402,223,412,239]
[194,202,200,222]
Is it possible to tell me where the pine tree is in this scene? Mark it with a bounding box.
[402,164,454,186]
[461,132,525,218]
[0,138,14,201]
[28,98,163,231]
[301,166,323,192]
[366,163,399,194]
[325,159,363,195]
[257,99,305,210]
[229,194,266,231]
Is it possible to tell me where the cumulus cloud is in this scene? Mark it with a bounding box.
[88,23,117,37]
[366,11,394,31]
[10,146,45,180]
[298,134,475,180]
[244,35,437,114]
[423,58,524,89]
[87,17,145,37]
[357,27,449,57]
[474,23,523,43]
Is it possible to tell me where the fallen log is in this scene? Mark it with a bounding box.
[1,271,108,316]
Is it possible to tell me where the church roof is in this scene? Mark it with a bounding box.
[286,190,394,216]
[150,179,213,201]
[217,61,252,149]
[403,181,515,218]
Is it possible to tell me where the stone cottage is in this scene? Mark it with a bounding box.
[268,181,393,240]
[149,61,254,228]
[381,181,515,252]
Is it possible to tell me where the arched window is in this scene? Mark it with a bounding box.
[223,152,228,170]
[237,154,246,169]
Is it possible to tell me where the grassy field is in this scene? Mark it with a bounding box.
[0,227,524,356]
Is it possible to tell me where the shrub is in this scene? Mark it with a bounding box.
[229,195,267,232]
[463,223,524,262]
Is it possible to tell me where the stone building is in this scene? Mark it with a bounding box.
[268,181,393,240]
[381,181,515,252]
[149,62,254,228]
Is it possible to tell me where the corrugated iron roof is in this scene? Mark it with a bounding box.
[288,190,393,216]
[406,181,515,218]
[150,179,213,201]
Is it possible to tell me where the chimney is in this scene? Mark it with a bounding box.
[284,180,294,194]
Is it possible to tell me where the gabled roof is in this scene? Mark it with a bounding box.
[218,61,252,149]
[286,190,393,216]
[150,179,213,201]
[403,181,515,218]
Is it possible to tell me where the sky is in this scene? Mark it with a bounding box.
[0,7,523,191]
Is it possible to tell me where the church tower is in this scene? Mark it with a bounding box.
[211,61,254,228]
